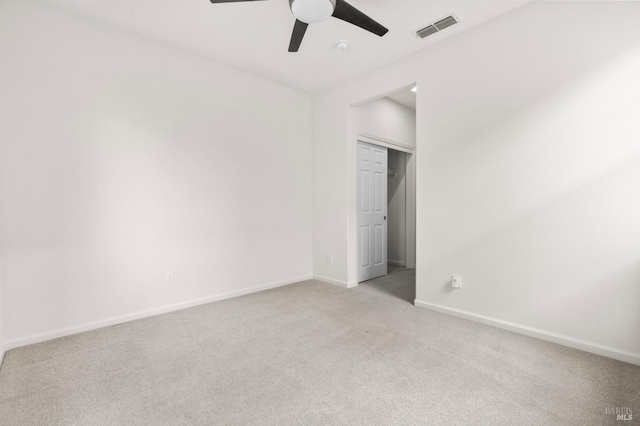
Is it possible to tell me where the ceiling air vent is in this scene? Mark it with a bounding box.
[415,15,458,39]
[416,25,438,39]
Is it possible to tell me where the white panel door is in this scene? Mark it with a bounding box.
[358,142,387,282]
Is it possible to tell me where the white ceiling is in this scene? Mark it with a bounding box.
[44,0,531,93]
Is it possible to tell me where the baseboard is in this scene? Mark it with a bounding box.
[414,300,640,366]
[313,275,357,288]
[387,260,406,267]
[5,275,312,351]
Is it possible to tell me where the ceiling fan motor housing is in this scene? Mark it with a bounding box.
[209,0,388,53]
[289,0,337,24]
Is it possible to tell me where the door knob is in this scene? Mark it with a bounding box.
[384,216,387,220]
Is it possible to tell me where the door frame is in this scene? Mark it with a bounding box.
[350,133,416,286]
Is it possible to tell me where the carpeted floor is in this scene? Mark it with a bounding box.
[1,267,638,425]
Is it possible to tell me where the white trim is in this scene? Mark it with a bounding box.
[387,259,406,267]
[404,149,416,269]
[357,133,415,154]
[313,275,357,288]
[414,300,640,366]
[0,344,5,370]
[5,275,312,351]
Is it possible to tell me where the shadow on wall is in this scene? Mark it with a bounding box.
[421,40,640,352]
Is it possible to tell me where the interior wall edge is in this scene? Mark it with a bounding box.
[0,345,5,371]
[313,275,356,288]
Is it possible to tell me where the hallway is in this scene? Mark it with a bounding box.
[359,266,415,304]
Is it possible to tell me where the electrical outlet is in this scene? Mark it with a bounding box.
[166,272,175,285]
[327,254,333,264]
[451,275,462,289]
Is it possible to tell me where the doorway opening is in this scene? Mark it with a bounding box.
[348,83,417,300]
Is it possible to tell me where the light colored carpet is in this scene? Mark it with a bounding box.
[1,267,638,425]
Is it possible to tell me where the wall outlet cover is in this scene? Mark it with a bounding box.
[452,275,462,289]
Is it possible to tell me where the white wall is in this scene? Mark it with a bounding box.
[0,1,313,346]
[352,97,416,147]
[387,150,406,266]
[313,2,640,363]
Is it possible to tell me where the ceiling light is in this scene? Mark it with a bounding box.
[335,40,350,51]
[411,86,417,93]
[289,0,336,24]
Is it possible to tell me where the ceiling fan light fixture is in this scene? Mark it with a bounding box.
[289,0,336,24]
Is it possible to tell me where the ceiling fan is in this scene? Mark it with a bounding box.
[209,0,389,52]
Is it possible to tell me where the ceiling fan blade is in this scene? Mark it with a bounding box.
[331,0,388,37]
[209,0,265,3]
[288,19,308,52]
